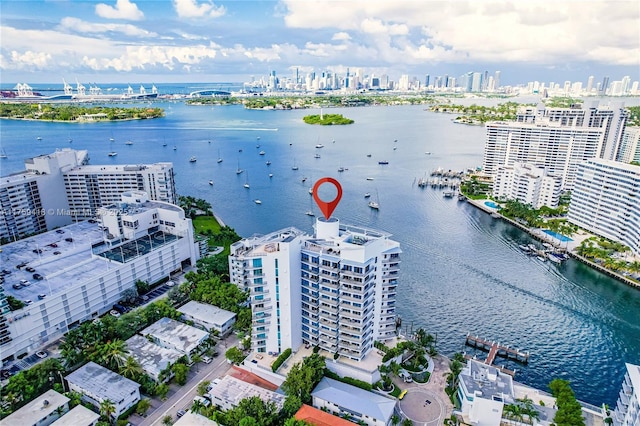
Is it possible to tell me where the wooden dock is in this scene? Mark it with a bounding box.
[464,333,530,376]
[463,354,516,377]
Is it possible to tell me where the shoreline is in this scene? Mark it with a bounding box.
[0,116,161,123]
[465,198,640,290]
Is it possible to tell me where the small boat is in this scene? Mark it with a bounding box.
[366,154,372,157]
[36,136,42,141]
[528,244,537,251]
[519,244,531,252]
[393,146,397,150]
[109,137,115,142]
[309,188,313,194]
[239,148,243,152]
[292,165,299,171]
[425,151,431,155]
[364,193,371,198]
[366,177,374,181]
[108,152,118,157]
[217,149,223,163]
[536,256,547,262]
[394,139,398,143]
[266,160,271,165]
[269,173,273,178]
[209,180,214,186]
[368,201,380,210]
[305,210,315,216]
[254,199,262,204]
[125,140,133,145]
[236,160,244,174]
[315,144,324,149]
[338,167,345,172]
[332,139,335,143]
[162,142,167,147]
[173,146,177,150]
[302,177,307,183]
[443,191,455,198]
[189,156,197,162]
[244,183,250,189]
[256,144,260,148]
[68,138,73,143]
[244,172,250,188]
[0,149,7,159]
[547,253,562,264]
[378,161,389,165]
[257,136,261,140]
[314,153,321,159]
[259,151,266,155]
[208,140,211,144]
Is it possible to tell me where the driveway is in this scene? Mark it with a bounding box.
[395,355,454,426]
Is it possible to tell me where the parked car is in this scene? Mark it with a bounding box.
[36,351,48,359]
[193,396,211,407]
[20,279,31,287]
[65,237,73,242]
[12,283,22,290]
[109,310,121,318]
[177,410,186,418]
[33,273,44,280]
[55,229,65,234]
[113,303,127,313]
[166,280,176,287]
[38,294,47,300]
[24,300,33,306]
[25,266,36,272]
[202,356,212,364]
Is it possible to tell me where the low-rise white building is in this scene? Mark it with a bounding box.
[65,362,140,421]
[568,159,640,256]
[0,389,69,426]
[493,162,563,209]
[311,377,397,426]
[613,363,640,426]
[457,360,515,426]
[50,405,100,426]
[207,375,285,411]
[141,317,209,360]
[177,301,236,337]
[126,334,184,382]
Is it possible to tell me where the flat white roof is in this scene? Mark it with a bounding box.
[126,334,184,379]
[174,411,219,426]
[177,301,236,326]
[65,362,140,403]
[208,375,285,410]
[50,404,100,426]
[142,317,209,354]
[0,389,69,426]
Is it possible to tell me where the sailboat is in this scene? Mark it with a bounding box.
[0,149,7,159]
[243,172,250,189]
[368,191,380,210]
[217,149,223,163]
[125,140,133,145]
[236,160,244,175]
[292,158,299,171]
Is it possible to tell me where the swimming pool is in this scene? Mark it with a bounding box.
[543,229,573,242]
[484,201,500,209]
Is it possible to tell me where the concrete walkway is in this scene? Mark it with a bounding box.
[394,355,454,425]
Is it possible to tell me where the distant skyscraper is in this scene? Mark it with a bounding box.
[425,74,430,88]
[601,76,610,95]
[493,71,501,90]
[586,75,594,93]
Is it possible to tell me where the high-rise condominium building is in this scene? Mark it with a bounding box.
[229,218,401,361]
[482,101,628,190]
[568,159,640,255]
[617,127,640,164]
[0,149,176,241]
[613,363,639,426]
[493,162,563,208]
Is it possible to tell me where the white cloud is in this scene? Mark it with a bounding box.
[281,0,640,66]
[332,32,351,41]
[82,44,218,71]
[173,0,226,18]
[95,0,144,21]
[7,50,52,70]
[59,17,157,37]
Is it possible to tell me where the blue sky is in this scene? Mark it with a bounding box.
[1,0,639,85]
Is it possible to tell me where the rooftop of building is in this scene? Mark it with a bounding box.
[141,317,209,353]
[0,389,69,426]
[294,404,354,426]
[311,376,397,421]
[64,162,172,173]
[460,360,515,403]
[50,404,100,426]
[177,301,236,325]
[100,198,183,214]
[65,362,140,402]
[0,220,181,306]
[626,363,640,390]
[207,375,285,409]
[582,158,640,173]
[25,148,88,163]
[173,411,219,425]
[125,334,184,379]
[0,170,41,186]
[230,227,306,257]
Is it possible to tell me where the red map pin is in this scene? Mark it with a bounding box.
[312,177,342,220]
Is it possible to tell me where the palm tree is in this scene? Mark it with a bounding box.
[162,415,174,425]
[96,340,128,371]
[391,414,401,425]
[191,398,206,414]
[136,398,151,416]
[401,419,413,426]
[99,399,116,423]
[119,355,143,380]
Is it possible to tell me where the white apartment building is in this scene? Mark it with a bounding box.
[493,162,563,209]
[1,149,89,241]
[229,218,401,361]
[483,102,628,190]
[65,362,140,421]
[617,127,640,164]
[0,149,176,240]
[0,191,198,363]
[207,375,285,411]
[568,159,640,256]
[613,363,640,426]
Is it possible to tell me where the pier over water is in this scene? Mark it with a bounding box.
[464,333,530,377]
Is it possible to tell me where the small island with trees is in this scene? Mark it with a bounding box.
[0,103,164,122]
[302,113,354,125]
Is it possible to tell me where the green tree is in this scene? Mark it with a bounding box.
[549,379,585,426]
[281,354,325,404]
[162,415,173,426]
[172,363,189,386]
[119,356,143,380]
[197,380,211,396]
[156,383,170,400]
[99,399,116,423]
[225,346,246,364]
[136,398,151,416]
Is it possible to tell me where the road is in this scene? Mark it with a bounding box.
[135,335,237,426]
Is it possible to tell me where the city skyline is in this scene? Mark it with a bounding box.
[1,0,639,85]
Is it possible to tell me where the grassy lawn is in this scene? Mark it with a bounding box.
[390,385,402,398]
[193,215,222,234]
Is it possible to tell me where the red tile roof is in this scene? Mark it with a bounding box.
[294,404,354,426]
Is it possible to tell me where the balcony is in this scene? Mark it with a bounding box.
[252,296,271,304]
[252,305,272,314]
[339,325,363,335]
